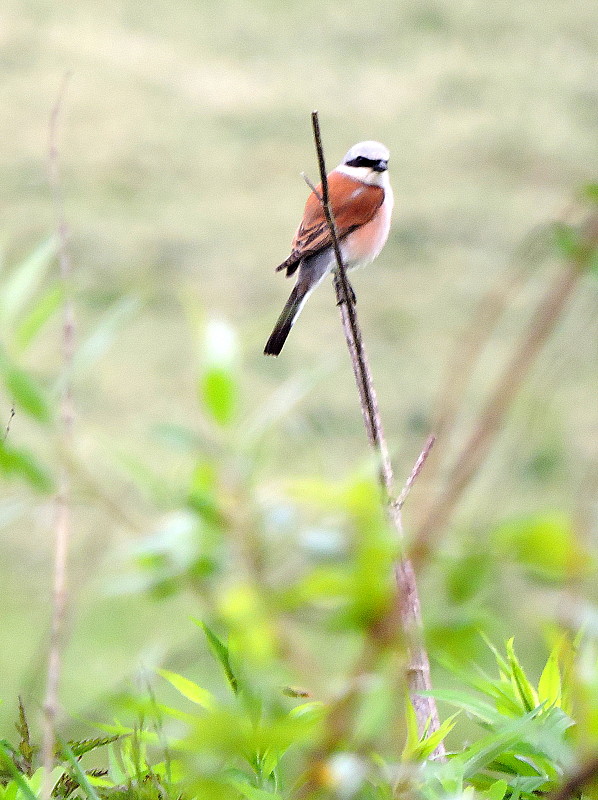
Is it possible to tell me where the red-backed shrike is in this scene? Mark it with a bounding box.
[264,140,393,356]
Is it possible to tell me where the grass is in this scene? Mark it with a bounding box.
[1,0,597,733]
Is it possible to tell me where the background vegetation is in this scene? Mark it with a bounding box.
[1,0,597,796]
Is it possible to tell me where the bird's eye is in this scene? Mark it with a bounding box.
[345,155,388,171]
[346,156,371,168]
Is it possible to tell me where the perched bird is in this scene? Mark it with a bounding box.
[264,140,393,356]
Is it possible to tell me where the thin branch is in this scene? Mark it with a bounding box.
[310,113,390,463]
[396,434,436,512]
[295,441,442,798]
[42,72,74,800]
[300,171,322,202]
[309,111,444,759]
[3,405,15,442]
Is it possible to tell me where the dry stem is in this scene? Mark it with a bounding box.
[421,228,548,493]
[41,73,74,800]
[309,112,444,758]
[411,259,583,567]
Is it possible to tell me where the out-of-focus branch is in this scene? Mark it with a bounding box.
[410,212,597,567]
[422,228,551,494]
[422,271,528,501]
[306,111,444,770]
[42,73,74,800]
[549,752,598,800]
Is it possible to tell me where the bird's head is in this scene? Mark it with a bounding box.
[338,141,390,185]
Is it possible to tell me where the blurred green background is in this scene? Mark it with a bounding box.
[1,0,597,735]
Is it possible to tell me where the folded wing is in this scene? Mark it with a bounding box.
[276,173,384,276]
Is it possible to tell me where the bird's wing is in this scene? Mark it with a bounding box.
[276,172,384,275]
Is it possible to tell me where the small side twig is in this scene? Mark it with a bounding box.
[3,405,15,442]
[396,434,436,512]
[42,72,75,800]
[309,112,444,756]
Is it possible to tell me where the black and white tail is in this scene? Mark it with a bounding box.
[264,286,308,356]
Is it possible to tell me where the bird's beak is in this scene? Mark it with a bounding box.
[373,159,388,172]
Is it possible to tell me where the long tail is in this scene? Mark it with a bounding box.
[264,285,307,356]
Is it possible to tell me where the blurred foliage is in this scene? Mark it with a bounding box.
[0,206,597,798]
[1,192,598,794]
[2,635,598,799]
[1,0,598,791]
[1,0,598,746]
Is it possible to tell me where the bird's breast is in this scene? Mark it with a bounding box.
[342,187,394,268]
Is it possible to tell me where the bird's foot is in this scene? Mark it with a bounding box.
[334,276,357,306]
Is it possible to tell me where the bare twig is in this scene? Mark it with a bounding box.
[3,405,15,442]
[309,112,444,756]
[396,434,436,512]
[42,73,74,800]
[300,171,322,202]
[549,753,598,800]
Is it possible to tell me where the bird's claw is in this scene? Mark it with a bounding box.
[336,284,357,306]
[333,273,357,306]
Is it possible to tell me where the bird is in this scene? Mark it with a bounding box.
[264,140,393,356]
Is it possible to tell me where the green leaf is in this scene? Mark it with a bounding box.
[493,513,590,582]
[197,621,239,694]
[200,366,236,426]
[461,710,541,779]
[446,552,492,604]
[0,238,57,331]
[551,222,596,270]
[538,647,562,709]
[581,183,598,204]
[229,781,283,800]
[0,745,38,800]
[14,284,63,353]
[58,740,102,800]
[506,639,538,713]
[70,297,139,378]
[16,698,33,770]
[482,633,511,679]
[27,767,66,798]
[158,669,215,709]
[2,366,52,424]
[259,748,281,779]
[552,222,581,259]
[288,701,325,721]
[401,700,420,760]
[412,714,459,761]
[420,689,501,726]
[485,779,508,800]
[62,735,122,758]
[241,368,327,449]
[0,443,54,492]
[402,697,458,762]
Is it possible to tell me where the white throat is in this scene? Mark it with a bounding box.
[336,163,390,188]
